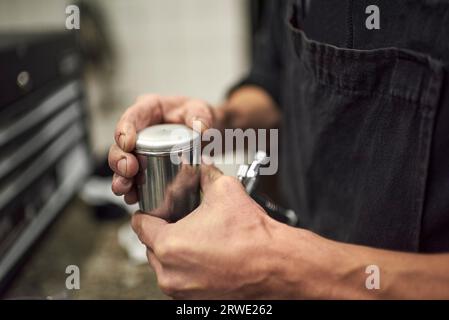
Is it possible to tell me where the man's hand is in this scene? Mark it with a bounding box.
[131,162,449,299]
[108,95,221,204]
[129,157,449,300]
[131,163,287,299]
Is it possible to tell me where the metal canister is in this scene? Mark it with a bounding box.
[134,124,201,221]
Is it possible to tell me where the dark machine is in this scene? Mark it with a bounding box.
[0,32,92,291]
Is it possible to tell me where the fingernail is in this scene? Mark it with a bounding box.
[119,133,126,150]
[192,118,210,133]
[117,158,127,176]
[202,155,214,165]
[119,176,131,186]
[112,186,123,196]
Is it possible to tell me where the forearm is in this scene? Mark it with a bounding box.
[215,85,281,130]
[337,241,449,299]
[268,224,449,299]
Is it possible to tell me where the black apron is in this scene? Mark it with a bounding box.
[238,0,449,252]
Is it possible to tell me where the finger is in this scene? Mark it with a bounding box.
[108,144,139,178]
[124,187,138,204]
[111,173,133,196]
[146,248,163,275]
[131,211,167,248]
[200,158,223,193]
[115,95,162,152]
[115,95,188,152]
[179,99,213,133]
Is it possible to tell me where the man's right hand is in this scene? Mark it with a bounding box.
[108,94,221,204]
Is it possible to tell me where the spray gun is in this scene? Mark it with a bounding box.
[237,151,298,226]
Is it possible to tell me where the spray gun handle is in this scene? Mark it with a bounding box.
[237,151,298,226]
[252,193,298,226]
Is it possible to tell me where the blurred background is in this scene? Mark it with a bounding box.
[0,0,259,299]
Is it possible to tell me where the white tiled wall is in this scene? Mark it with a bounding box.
[0,0,67,30]
[0,0,250,160]
[102,0,249,104]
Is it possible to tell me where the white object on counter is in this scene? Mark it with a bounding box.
[117,223,148,265]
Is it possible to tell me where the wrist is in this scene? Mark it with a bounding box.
[266,223,359,299]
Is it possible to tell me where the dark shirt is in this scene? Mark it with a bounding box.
[236,0,449,252]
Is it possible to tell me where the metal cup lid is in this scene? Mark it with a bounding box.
[135,124,200,155]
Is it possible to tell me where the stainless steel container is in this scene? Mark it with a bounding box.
[135,124,201,221]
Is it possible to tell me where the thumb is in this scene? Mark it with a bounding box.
[180,99,213,133]
[200,157,223,193]
[131,211,167,249]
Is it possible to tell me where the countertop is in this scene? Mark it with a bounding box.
[2,197,167,300]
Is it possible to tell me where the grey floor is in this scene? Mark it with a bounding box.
[3,198,168,300]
